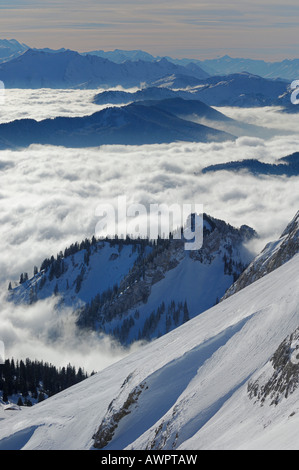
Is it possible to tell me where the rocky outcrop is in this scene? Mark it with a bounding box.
[223,211,299,300]
[248,327,299,406]
[93,373,146,449]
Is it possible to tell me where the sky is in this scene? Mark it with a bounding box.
[0,0,299,60]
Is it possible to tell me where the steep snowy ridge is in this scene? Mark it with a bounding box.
[223,210,299,300]
[0,231,298,449]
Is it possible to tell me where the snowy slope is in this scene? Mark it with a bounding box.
[0,39,28,63]
[10,240,144,307]
[0,240,298,449]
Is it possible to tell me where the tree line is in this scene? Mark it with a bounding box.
[0,358,92,406]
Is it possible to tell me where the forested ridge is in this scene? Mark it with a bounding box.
[0,358,92,406]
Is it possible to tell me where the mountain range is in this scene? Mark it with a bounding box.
[0,37,298,451]
[0,49,208,89]
[93,74,292,110]
[0,94,288,150]
[0,211,298,449]
[86,50,299,81]
[1,39,299,81]
[0,41,296,112]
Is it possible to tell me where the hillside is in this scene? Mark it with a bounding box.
[9,214,257,345]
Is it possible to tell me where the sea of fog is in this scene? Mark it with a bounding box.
[0,88,298,372]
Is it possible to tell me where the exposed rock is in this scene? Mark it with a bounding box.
[93,373,146,449]
[248,327,299,406]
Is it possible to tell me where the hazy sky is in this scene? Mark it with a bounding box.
[0,0,299,60]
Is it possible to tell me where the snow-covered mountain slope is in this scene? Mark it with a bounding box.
[0,101,235,149]
[223,210,299,300]
[0,235,298,450]
[0,39,28,63]
[10,239,146,307]
[94,73,291,110]
[9,214,256,344]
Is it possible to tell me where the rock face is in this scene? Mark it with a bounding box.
[248,328,299,406]
[93,372,146,449]
[222,211,299,300]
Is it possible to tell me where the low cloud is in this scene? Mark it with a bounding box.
[1,135,298,286]
[0,292,141,373]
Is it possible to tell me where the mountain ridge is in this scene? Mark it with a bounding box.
[93,74,292,110]
[9,214,257,345]
[0,100,236,149]
[0,48,208,89]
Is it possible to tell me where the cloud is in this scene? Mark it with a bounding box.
[0,135,298,286]
[0,292,141,373]
[0,89,105,124]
